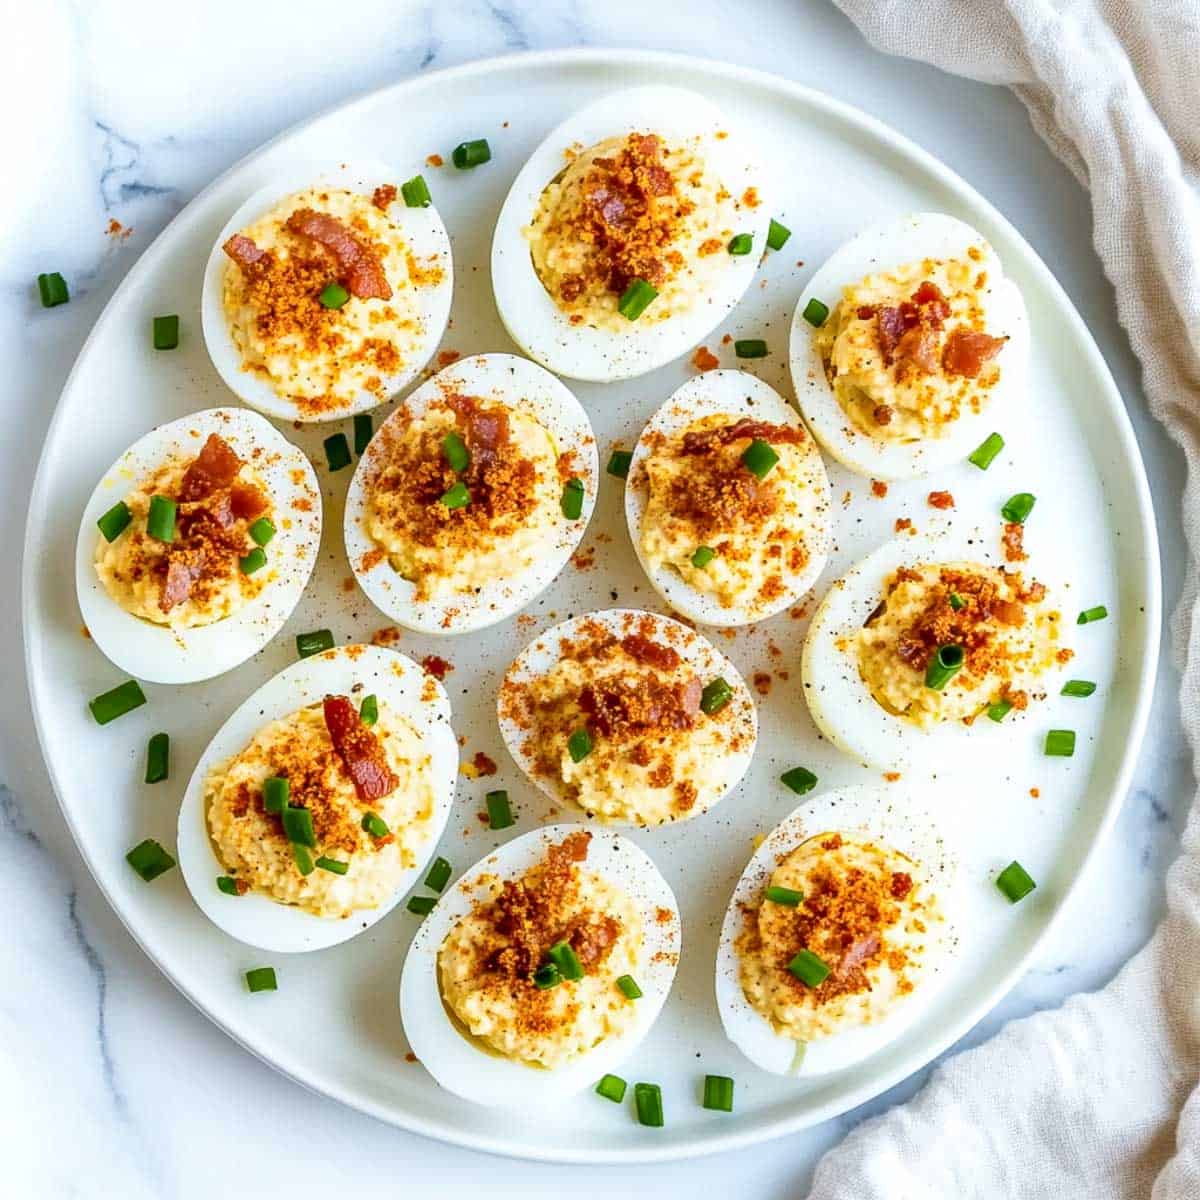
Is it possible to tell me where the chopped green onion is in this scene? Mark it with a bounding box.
[152,314,179,350]
[1062,679,1097,698]
[1001,492,1036,524]
[248,517,275,547]
[1078,605,1108,625]
[441,431,470,473]
[440,481,471,509]
[89,679,147,725]
[147,494,176,543]
[144,732,169,784]
[618,278,658,321]
[407,894,437,916]
[561,478,585,520]
[801,297,829,327]
[700,677,733,715]
[741,438,778,478]
[282,805,316,847]
[401,174,432,208]
[987,698,1014,723]
[354,413,373,456]
[607,449,633,478]
[296,629,334,658]
[780,766,817,795]
[216,876,240,896]
[533,962,560,989]
[97,501,132,543]
[263,776,289,814]
[596,1074,627,1103]
[727,233,753,256]
[968,432,1005,470]
[547,941,584,982]
[245,967,277,993]
[996,860,1037,903]
[787,948,831,987]
[38,271,69,307]
[1045,729,1076,757]
[765,886,803,907]
[125,839,175,882]
[691,545,716,569]
[425,856,452,893]
[567,728,593,762]
[292,843,315,875]
[767,218,791,251]
[486,789,514,830]
[452,139,491,169]
[734,338,768,359]
[239,547,267,575]
[319,283,349,310]
[324,432,352,471]
[616,974,642,1000]
[924,644,964,691]
[362,812,390,839]
[949,592,965,611]
[634,1082,664,1127]
[316,856,349,875]
[703,1074,734,1113]
[359,693,378,726]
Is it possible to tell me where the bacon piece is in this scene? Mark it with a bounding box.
[229,480,268,521]
[371,184,397,211]
[569,914,621,969]
[894,326,939,374]
[873,403,894,426]
[284,208,392,300]
[680,418,805,456]
[856,305,876,320]
[222,234,267,267]
[680,676,702,717]
[927,490,955,510]
[875,305,916,364]
[890,871,914,899]
[160,549,208,613]
[322,694,398,802]
[620,634,682,672]
[179,434,242,502]
[912,281,945,306]
[992,598,1026,626]
[837,932,881,978]
[943,329,1007,378]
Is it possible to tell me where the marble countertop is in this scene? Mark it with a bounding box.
[2,0,1190,1194]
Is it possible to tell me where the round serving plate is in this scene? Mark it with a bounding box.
[22,48,1159,1163]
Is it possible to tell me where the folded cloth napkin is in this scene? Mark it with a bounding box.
[805,3,1200,1197]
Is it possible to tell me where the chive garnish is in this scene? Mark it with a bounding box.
[216,876,240,896]
[147,494,176,543]
[292,843,315,875]
[144,732,169,784]
[567,728,593,762]
[1001,493,1036,524]
[1044,729,1076,757]
[703,1075,734,1113]
[607,449,633,478]
[1078,605,1108,625]
[316,856,349,875]
[1061,679,1096,697]
[765,885,803,907]
[407,895,437,916]
[152,314,179,350]
[125,839,175,882]
[596,1074,627,1103]
[996,860,1037,903]
[486,790,514,830]
[616,974,642,1000]
[767,219,791,251]
[245,967,277,993]
[440,481,471,509]
[547,941,584,982]
[780,766,817,795]
[89,679,147,725]
[561,478,585,520]
[248,517,275,547]
[787,949,831,987]
[425,856,452,893]
[634,1083,664,1127]
[741,438,778,478]
[97,501,132,543]
[239,547,267,575]
[263,776,289,814]
[801,298,828,327]
[296,629,333,658]
[968,432,1005,470]
[319,283,349,310]
[924,644,964,691]
[401,174,432,207]
[700,677,733,715]
[441,432,469,473]
[452,139,491,169]
[354,413,373,456]
[359,693,378,726]
[533,962,561,989]
[282,805,316,847]
[618,278,657,321]
[734,338,768,359]
[324,432,352,471]
[691,545,715,569]
[987,698,1014,722]
[727,233,753,256]
[362,812,390,839]
[948,592,965,610]
[38,272,69,308]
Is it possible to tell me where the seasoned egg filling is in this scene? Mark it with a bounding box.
[95,433,274,629]
[221,186,444,417]
[205,696,435,918]
[526,132,746,332]
[437,832,642,1069]
[813,254,1008,441]
[738,832,942,1042]
[365,394,563,601]
[640,414,818,612]
[856,561,1070,727]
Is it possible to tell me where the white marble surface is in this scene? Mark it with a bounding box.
[1,0,1190,1194]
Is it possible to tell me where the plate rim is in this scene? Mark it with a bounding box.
[21,45,1162,1164]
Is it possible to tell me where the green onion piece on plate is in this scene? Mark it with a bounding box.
[780,766,817,795]
[740,438,778,478]
[567,728,593,762]
[354,413,373,456]
[316,856,349,875]
[324,432,352,471]
[691,545,715,569]
[767,218,791,251]
[147,494,176,543]
[452,139,491,169]
[607,449,633,478]
[89,679,147,725]
[561,477,585,520]
[1044,729,1076,757]
[245,966,277,993]
[152,314,179,350]
[996,860,1037,903]
[319,283,349,310]
[1077,605,1108,624]
[248,516,275,547]
[441,431,470,472]
[987,698,1014,723]
[282,805,316,847]
[359,693,379,726]
[968,432,1005,470]
[949,592,965,611]
[292,843,315,875]
[787,948,831,987]
[727,233,753,256]
[407,894,437,916]
[296,629,334,658]
[440,481,471,509]
[801,297,828,327]
[1001,492,1036,524]
[401,174,432,207]
[97,501,132,543]
[765,885,803,907]
[547,941,585,982]
[217,876,240,896]
[618,278,658,321]
[125,838,175,882]
[734,338,768,359]
[924,644,964,691]
[144,732,169,784]
[425,856,452,893]
[700,677,733,715]
[634,1082,664,1127]
[596,1074,627,1102]
[1061,679,1097,698]
[362,812,390,839]
[263,776,289,814]
[38,271,69,307]
[616,974,642,1000]
[703,1074,735,1113]
[239,547,267,575]
[486,789,514,830]
[533,961,560,989]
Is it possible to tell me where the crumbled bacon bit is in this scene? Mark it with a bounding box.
[426,153,444,167]
[371,184,398,211]
[437,349,461,367]
[943,329,1006,378]
[322,694,398,802]
[871,480,888,499]
[471,751,498,777]
[1002,521,1027,562]
[928,490,955,510]
[222,234,266,267]
[753,672,772,696]
[284,207,392,300]
[691,345,720,372]
[420,654,453,680]
[894,517,913,533]
[873,403,894,426]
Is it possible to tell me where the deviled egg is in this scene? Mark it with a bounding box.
[345,353,598,635]
[177,645,457,952]
[802,531,1072,771]
[790,213,1029,478]
[498,609,757,825]
[626,370,832,625]
[202,161,453,422]
[716,784,961,1076]
[492,86,774,382]
[400,824,679,1105]
[76,408,320,684]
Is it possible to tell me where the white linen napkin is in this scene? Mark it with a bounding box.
[805,3,1200,1197]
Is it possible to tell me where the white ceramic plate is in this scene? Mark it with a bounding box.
[22,49,1158,1163]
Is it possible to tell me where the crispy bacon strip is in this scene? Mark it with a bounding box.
[620,634,681,672]
[284,208,392,300]
[222,234,267,268]
[680,418,806,456]
[179,434,242,502]
[322,695,398,802]
[160,549,208,614]
[943,329,1007,378]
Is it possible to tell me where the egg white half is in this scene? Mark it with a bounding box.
[344,352,599,636]
[399,823,680,1106]
[491,86,775,382]
[625,370,832,626]
[789,212,1029,479]
[716,783,963,1077]
[75,407,321,685]
[200,159,453,423]
[176,645,458,953]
